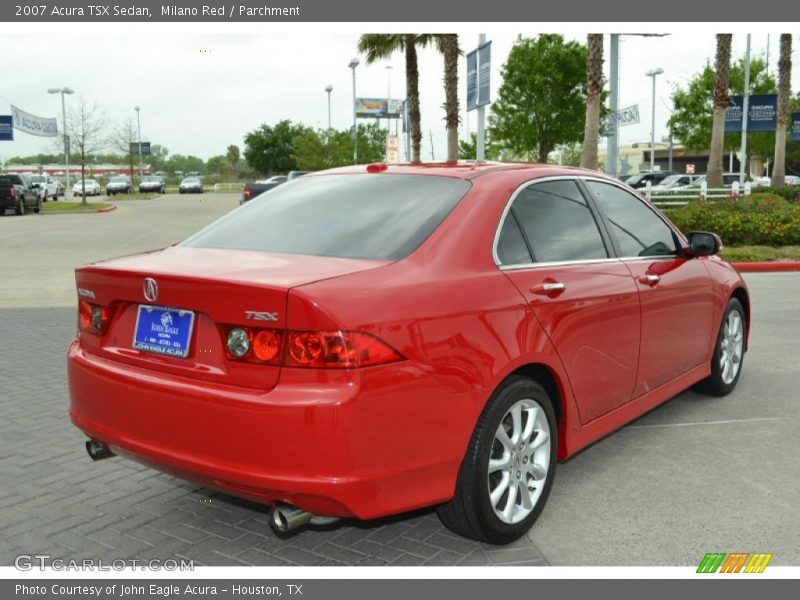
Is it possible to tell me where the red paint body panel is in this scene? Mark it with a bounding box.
[67,162,750,520]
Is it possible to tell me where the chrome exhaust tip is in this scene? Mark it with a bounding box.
[270,505,313,533]
[85,440,115,461]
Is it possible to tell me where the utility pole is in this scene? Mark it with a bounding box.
[429,130,435,161]
[607,34,619,176]
[476,33,486,162]
[134,106,143,181]
[740,34,752,184]
[349,58,359,164]
[325,85,333,130]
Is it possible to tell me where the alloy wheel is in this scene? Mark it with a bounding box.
[720,310,744,385]
[487,398,551,524]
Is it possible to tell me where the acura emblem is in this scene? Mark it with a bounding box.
[143,278,159,303]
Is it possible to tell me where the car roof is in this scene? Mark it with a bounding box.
[314,161,610,182]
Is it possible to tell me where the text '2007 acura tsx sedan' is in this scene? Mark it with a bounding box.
[67,162,749,544]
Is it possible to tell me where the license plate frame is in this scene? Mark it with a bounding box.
[132,304,196,358]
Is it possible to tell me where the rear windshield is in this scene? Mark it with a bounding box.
[182,174,471,260]
[0,175,23,185]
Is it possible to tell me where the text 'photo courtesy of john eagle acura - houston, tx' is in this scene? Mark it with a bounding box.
[67,162,748,544]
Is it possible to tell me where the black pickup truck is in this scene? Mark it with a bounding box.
[0,174,42,215]
[241,175,286,205]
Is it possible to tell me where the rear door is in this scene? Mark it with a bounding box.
[497,178,641,424]
[582,179,715,395]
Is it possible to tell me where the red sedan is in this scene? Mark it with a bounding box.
[68,163,749,544]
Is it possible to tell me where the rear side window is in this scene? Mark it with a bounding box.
[503,179,608,264]
[182,174,471,261]
[584,181,679,257]
[496,213,532,265]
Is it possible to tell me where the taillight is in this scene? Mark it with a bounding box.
[221,327,402,368]
[78,300,112,335]
[9,188,15,198]
[244,188,251,199]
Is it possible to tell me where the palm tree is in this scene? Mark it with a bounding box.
[357,34,432,163]
[771,34,792,188]
[435,34,461,162]
[580,34,604,170]
[708,34,732,188]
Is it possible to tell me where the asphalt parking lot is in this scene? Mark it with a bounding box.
[1,193,798,566]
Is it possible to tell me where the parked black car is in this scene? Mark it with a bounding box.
[0,174,42,215]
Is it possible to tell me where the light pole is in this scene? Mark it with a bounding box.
[645,68,664,173]
[134,105,143,182]
[325,85,333,130]
[349,58,359,164]
[47,86,74,193]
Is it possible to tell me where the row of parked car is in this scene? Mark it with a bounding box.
[621,170,800,191]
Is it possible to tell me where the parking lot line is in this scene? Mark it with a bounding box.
[624,416,785,430]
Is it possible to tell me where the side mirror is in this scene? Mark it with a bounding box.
[688,231,722,257]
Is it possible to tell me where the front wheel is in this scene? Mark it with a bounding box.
[437,376,557,544]
[695,297,746,396]
[34,197,42,214]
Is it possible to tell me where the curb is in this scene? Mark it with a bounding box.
[731,261,800,273]
[96,204,117,213]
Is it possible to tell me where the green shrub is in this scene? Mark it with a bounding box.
[663,193,800,246]
[754,185,800,203]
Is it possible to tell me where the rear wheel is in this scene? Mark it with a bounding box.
[34,197,42,214]
[15,196,25,215]
[694,297,746,396]
[437,376,557,544]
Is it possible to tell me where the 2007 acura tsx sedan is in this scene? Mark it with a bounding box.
[68,162,749,544]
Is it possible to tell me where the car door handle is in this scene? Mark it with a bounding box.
[530,281,566,296]
[639,274,661,286]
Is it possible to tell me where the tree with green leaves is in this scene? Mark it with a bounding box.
[243,120,312,175]
[458,132,501,160]
[357,34,436,163]
[291,124,387,171]
[580,34,604,169]
[771,34,793,188]
[669,55,777,170]
[490,34,588,162]
[707,34,733,187]
[226,145,240,171]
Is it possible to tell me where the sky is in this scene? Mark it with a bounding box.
[0,24,797,166]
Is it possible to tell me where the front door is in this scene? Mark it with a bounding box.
[496,178,641,424]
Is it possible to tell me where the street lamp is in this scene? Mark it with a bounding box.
[325,85,333,130]
[645,68,664,173]
[349,58,359,164]
[134,106,143,181]
[47,86,74,193]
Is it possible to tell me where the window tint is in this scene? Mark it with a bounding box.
[584,181,678,257]
[182,174,471,261]
[496,213,532,265]
[508,180,608,263]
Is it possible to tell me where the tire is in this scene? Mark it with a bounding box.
[34,197,41,214]
[437,376,557,544]
[15,196,25,216]
[694,297,746,396]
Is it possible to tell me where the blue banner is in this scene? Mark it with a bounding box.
[477,41,492,108]
[792,112,800,142]
[724,94,778,132]
[0,115,12,141]
[466,49,478,112]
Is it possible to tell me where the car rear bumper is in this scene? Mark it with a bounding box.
[67,340,471,519]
